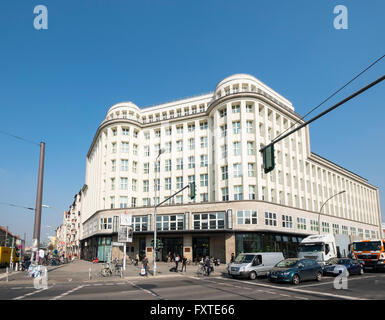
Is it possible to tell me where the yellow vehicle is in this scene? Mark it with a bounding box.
[0,246,20,267]
[351,239,385,271]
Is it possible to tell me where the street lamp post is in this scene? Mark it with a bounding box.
[153,148,165,276]
[318,190,346,235]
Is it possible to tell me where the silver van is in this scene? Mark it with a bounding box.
[228,252,284,280]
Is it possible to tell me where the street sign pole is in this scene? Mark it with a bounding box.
[123,243,126,271]
[9,237,15,270]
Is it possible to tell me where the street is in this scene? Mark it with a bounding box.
[1,260,385,300]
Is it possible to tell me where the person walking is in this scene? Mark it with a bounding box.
[230,253,235,263]
[205,256,211,276]
[135,252,139,266]
[181,256,187,272]
[175,254,180,272]
[142,255,149,276]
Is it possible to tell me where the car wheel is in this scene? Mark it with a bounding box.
[316,272,322,282]
[292,274,300,285]
[249,271,257,280]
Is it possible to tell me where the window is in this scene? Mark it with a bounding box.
[282,215,293,228]
[232,104,240,113]
[233,142,241,156]
[110,197,115,209]
[247,142,255,155]
[219,109,227,117]
[121,142,129,153]
[132,161,137,173]
[100,217,112,230]
[200,193,209,202]
[249,185,256,200]
[188,138,195,150]
[333,224,340,235]
[154,179,160,191]
[246,121,253,133]
[246,104,253,113]
[133,144,138,156]
[166,127,172,136]
[119,196,128,208]
[232,121,240,134]
[200,174,208,187]
[188,175,195,184]
[222,187,229,201]
[165,178,171,190]
[166,142,172,153]
[132,179,137,191]
[342,226,348,235]
[112,128,117,136]
[176,158,183,170]
[120,178,128,190]
[200,155,208,167]
[144,132,150,139]
[350,227,357,236]
[221,166,228,180]
[143,198,150,207]
[176,177,183,189]
[143,180,149,192]
[234,185,243,200]
[121,159,128,171]
[131,197,137,207]
[297,218,307,230]
[322,222,330,233]
[112,143,117,153]
[176,140,183,152]
[111,178,115,191]
[265,212,277,226]
[143,163,149,174]
[310,220,319,232]
[248,163,255,177]
[200,121,208,130]
[200,136,208,148]
[144,145,150,157]
[133,130,138,138]
[233,163,242,177]
[188,124,195,132]
[156,214,184,231]
[188,156,195,169]
[193,212,225,230]
[237,211,257,224]
[176,126,183,134]
[122,128,129,136]
[134,216,148,232]
[111,160,116,172]
[165,159,172,171]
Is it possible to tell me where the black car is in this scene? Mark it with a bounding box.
[323,258,364,276]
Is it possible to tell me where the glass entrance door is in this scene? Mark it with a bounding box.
[193,237,210,262]
[160,238,183,261]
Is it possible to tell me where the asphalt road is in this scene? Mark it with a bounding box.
[1,270,385,300]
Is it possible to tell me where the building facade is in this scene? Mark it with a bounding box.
[80,74,382,263]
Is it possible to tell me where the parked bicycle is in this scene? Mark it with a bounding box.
[196,262,208,277]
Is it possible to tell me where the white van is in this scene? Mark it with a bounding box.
[228,252,284,280]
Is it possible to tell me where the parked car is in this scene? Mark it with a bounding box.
[228,252,284,280]
[323,258,364,277]
[268,258,323,285]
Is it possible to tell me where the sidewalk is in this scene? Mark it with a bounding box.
[0,259,229,284]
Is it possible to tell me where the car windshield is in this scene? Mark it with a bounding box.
[299,244,324,253]
[326,258,339,265]
[234,254,255,264]
[275,260,298,268]
[353,241,381,252]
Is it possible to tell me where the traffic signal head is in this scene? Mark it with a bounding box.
[189,182,196,199]
[262,144,275,174]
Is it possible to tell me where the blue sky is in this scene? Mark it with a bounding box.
[0,1,384,245]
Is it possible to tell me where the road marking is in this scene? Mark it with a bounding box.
[299,275,378,288]
[128,281,163,300]
[49,285,88,300]
[13,288,48,300]
[211,277,366,300]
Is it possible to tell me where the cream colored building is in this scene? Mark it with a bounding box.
[80,74,382,263]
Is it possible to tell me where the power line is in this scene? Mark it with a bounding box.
[0,201,35,211]
[0,129,40,146]
[272,53,385,143]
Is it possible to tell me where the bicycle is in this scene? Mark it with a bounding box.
[196,262,208,277]
[101,262,113,277]
[113,261,123,277]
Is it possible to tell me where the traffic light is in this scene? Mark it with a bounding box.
[189,182,196,200]
[262,144,275,174]
[151,239,163,250]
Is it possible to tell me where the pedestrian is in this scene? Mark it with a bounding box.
[175,254,180,272]
[135,252,139,266]
[167,252,171,263]
[181,256,187,272]
[230,253,235,263]
[142,255,149,276]
[205,256,211,276]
